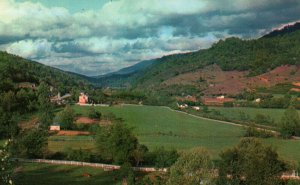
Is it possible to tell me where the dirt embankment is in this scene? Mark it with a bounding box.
[163,65,300,95]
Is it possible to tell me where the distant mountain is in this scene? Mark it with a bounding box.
[263,22,300,38]
[99,59,158,77]
[91,59,159,87]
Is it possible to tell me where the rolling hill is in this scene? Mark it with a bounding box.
[0,51,92,94]
[92,22,300,97]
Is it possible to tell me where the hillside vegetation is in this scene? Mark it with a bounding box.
[134,30,300,90]
[94,23,300,99]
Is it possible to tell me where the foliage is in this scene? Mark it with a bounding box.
[0,140,13,185]
[57,105,75,130]
[168,147,215,185]
[254,113,275,125]
[132,144,148,166]
[0,110,19,139]
[64,147,92,162]
[119,162,135,185]
[37,82,54,128]
[12,129,48,158]
[88,106,101,119]
[96,123,138,164]
[217,138,286,185]
[244,124,273,138]
[97,29,300,91]
[279,106,300,138]
[151,147,179,168]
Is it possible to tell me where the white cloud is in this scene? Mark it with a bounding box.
[6,39,52,58]
[0,0,299,75]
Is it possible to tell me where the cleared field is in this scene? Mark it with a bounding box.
[67,105,300,162]
[210,107,300,125]
[14,163,122,185]
[72,105,244,157]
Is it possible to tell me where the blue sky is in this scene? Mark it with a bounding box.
[1,0,300,76]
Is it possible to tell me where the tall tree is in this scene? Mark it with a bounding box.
[217,138,286,185]
[57,105,75,129]
[279,106,300,138]
[168,147,215,185]
[37,82,54,128]
[96,123,138,164]
[15,128,48,158]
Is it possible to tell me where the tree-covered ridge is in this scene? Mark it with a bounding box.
[0,51,92,94]
[0,51,93,139]
[133,29,300,89]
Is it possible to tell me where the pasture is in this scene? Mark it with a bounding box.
[71,105,244,156]
[14,163,123,185]
[49,105,300,162]
[209,107,300,125]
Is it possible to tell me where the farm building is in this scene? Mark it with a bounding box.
[192,106,200,111]
[78,93,88,104]
[49,123,60,131]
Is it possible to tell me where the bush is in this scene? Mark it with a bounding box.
[150,147,179,168]
[88,106,101,119]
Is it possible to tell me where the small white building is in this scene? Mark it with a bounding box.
[177,103,188,109]
[255,98,261,103]
[49,124,60,131]
[192,106,200,111]
[217,95,225,99]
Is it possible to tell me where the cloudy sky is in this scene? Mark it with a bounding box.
[0,0,300,76]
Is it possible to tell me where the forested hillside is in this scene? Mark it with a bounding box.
[0,51,93,138]
[134,29,300,90]
[95,22,300,91]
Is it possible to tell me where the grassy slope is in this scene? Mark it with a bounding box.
[72,105,243,155]
[62,105,300,162]
[210,107,300,125]
[14,163,122,185]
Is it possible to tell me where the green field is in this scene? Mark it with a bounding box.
[14,163,123,185]
[72,105,244,156]
[210,107,300,125]
[51,105,300,162]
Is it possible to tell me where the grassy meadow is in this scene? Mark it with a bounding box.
[209,106,300,125]
[45,105,300,163]
[14,163,123,185]
[72,105,244,156]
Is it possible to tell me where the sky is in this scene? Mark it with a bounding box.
[0,0,300,76]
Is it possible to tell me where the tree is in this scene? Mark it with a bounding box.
[132,144,148,166]
[217,138,286,185]
[0,109,19,139]
[96,123,138,164]
[168,147,215,185]
[152,147,179,168]
[0,140,13,185]
[15,129,48,158]
[119,162,135,185]
[279,106,300,138]
[88,106,101,119]
[57,105,75,130]
[37,82,54,128]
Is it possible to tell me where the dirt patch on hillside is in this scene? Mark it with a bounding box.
[75,117,98,124]
[99,120,112,126]
[163,65,300,95]
[56,130,91,136]
[18,117,39,130]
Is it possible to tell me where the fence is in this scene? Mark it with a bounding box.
[16,158,167,172]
